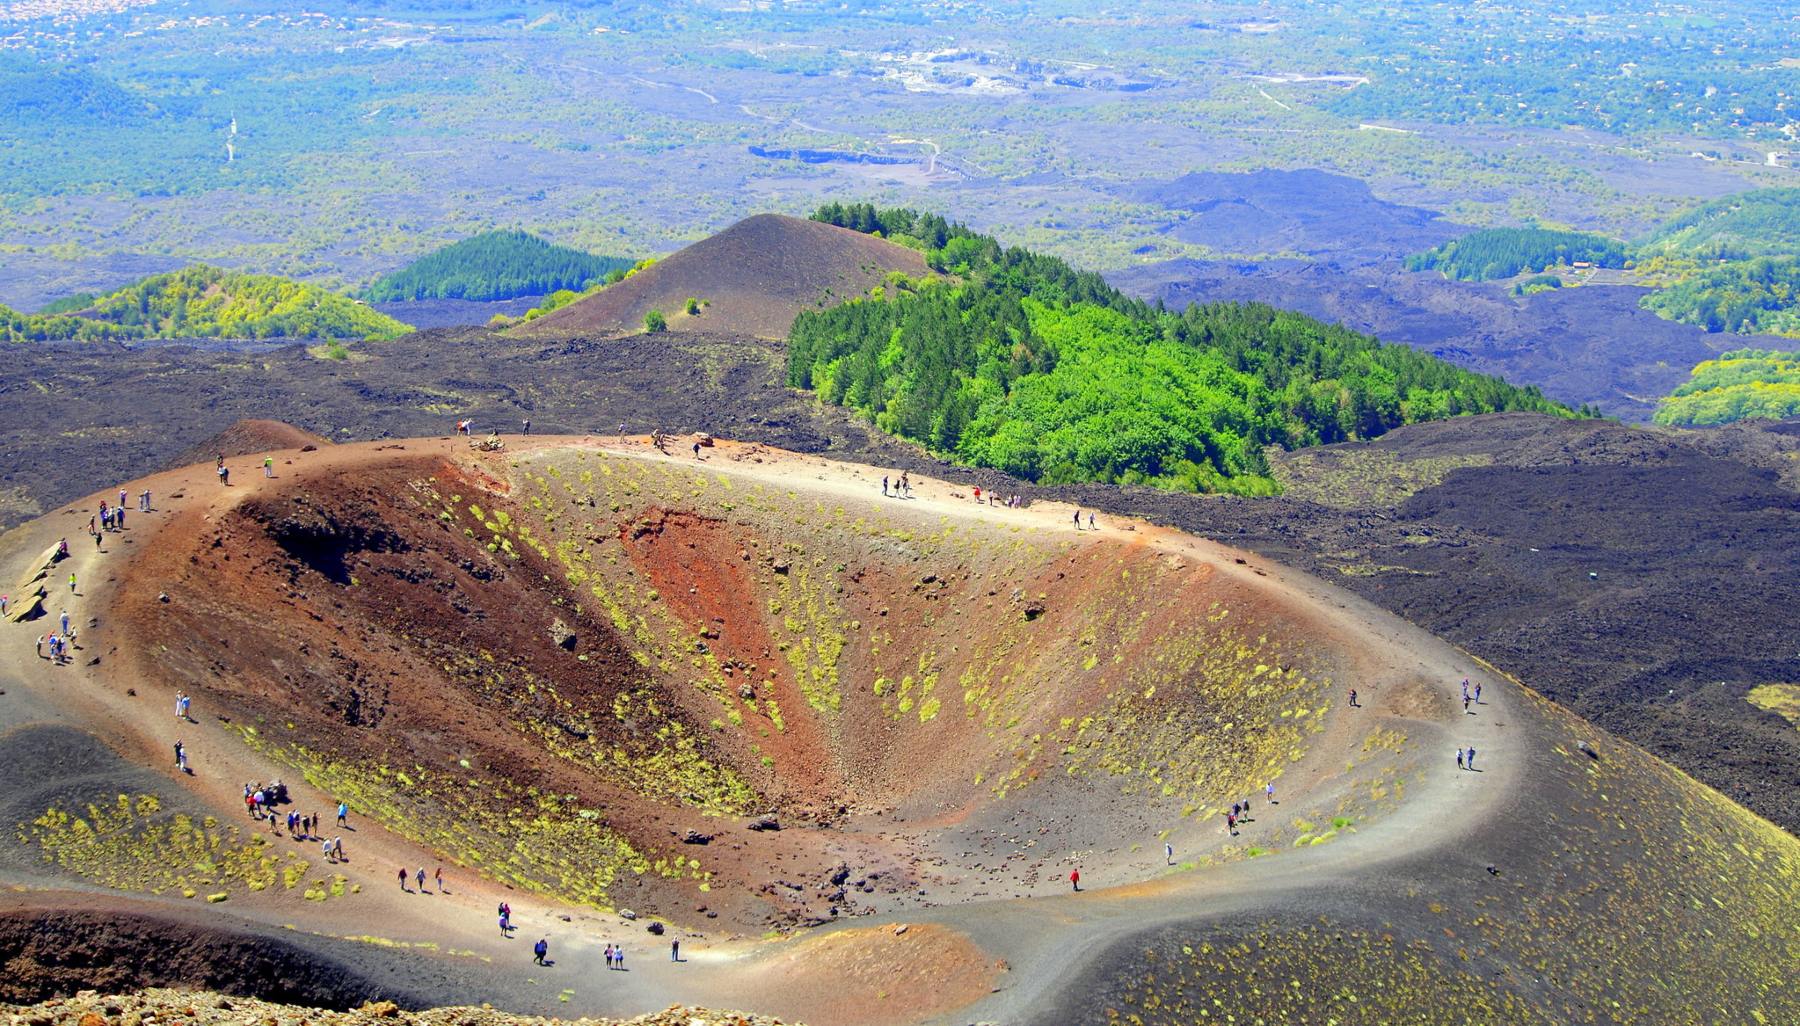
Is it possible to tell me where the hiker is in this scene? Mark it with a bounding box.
[1231,801,1240,820]
[1464,694,1472,714]
[1348,688,1358,708]
[60,609,70,637]
[332,836,344,861]
[671,938,680,962]
[1467,746,1477,770]
[57,538,68,558]
[1227,812,1237,836]
[140,490,151,512]
[1475,682,1482,704]
[1165,841,1174,865]
[901,472,910,495]
[218,464,229,485]
[615,946,625,971]
[174,741,187,773]
[604,944,614,969]
[116,505,124,530]
[435,867,443,892]
[264,456,274,478]
[693,441,702,458]
[399,867,409,891]
[1456,747,1465,770]
[498,910,510,934]
[1073,509,1081,530]
[322,838,334,863]
[533,938,548,965]
[174,692,185,719]
[618,422,626,440]
[883,475,890,496]
[337,802,348,827]
[1070,867,1080,892]
[1266,782,1276,804]
[522,419,532,436]
[416,867,426,891]
[69,573,77,594]
[1088,512,1096,529]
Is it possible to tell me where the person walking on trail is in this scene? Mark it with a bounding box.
[604,944,614,969]
[671,938,680,962]
[140,490,151,512]
[398,867,410,892]
[68,573,77,594]
[618,422,626,440]
[1088,512,1096,530]
[435,867,443,892]
[1070,868,1081,892]
[1456,747,1466,770]
[692,441,702,458]
[337,802,348,827]
[1165,841,1174,865]
[615,946,625,971]
[218,464,229,486]
[1349,688,1359,708]
[883,475,890,496]
[1463,694,1472,714]
[522,419,531,436]
[1467,746,1477,770]
[115,505,124,530]
[533,938,548,965]
[60,609,70,638]
[322,838,335,864]
[1073,509,1082,530]
[498,910,510,935]
[416,867,426,892]
[1474,682,1482,704]
[264,457,274,478]
[175,742,188,774]
[1226,812,1237,836]
[1266,782,1276,804]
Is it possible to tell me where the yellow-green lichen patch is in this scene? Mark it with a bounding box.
[19,793,314,901]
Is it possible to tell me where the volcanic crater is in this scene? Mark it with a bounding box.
[110,439,1386,933]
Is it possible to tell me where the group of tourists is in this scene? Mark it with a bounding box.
[398,865,444,893]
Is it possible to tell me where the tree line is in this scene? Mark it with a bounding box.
[793,205,1577,494]
[2,266,410,343]
[364,230,634,302]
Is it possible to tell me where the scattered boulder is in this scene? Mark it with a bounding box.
[619,909,638,921]
[548,619,577,651]
[681,829,713,846]
[647,921,665,936]
[1022,601,1046,621]
[747,814,780,832]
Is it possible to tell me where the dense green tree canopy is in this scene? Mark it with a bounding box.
[796,206,1575,493]
[1406,228,1627,281]
[363,230,634,302]
[3,266,410,343]
[1655,348,1800,426]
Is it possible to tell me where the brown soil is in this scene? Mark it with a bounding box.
[514,215,928,340]
[1,988,786,1026]
[731,923,999,1026]
[0,896,428,1008]
[168,420,332,471]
